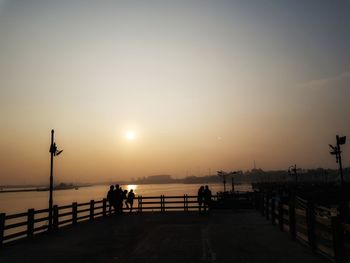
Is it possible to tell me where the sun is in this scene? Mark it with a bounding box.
[125,131,137,141]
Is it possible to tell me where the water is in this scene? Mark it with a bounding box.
[0,183,252,215]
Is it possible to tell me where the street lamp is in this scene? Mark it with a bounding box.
[48,129,63,231]
[329,135,346,187]
[288,164,298,184]
[217,170,227,192]
[218,170,242,193]
[230,171,242,192]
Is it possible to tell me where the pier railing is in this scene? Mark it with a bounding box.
[0,195,211,245]
[254,192,348,263]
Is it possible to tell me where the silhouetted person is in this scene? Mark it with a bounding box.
[197,186,205,213]
[107,185,115,215]
[114,184,122,215]
[126,189,135,212]
[203,185,212,213]
[121,189,128,214]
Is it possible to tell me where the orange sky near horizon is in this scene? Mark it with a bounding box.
[0,1,349,185]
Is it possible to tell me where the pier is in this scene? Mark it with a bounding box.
[1,192,347,262]
[0,209,329,263]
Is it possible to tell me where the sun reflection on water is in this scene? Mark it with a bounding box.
[126,184,137,192]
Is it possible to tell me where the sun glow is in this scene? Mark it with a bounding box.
[125,131,137,141]
[126,184,137,192]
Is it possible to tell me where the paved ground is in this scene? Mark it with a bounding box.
[0,210,329,263]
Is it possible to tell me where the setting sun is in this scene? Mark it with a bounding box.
[125,131,137,141]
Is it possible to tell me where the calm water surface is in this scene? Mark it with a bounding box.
[0,183,252,214]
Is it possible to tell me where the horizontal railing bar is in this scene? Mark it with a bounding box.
[58,218,72,225]
[94,200,103,204]
[34,217,49,223]
[164,196,198,199]
[140,201,167,204]
[164,201,187,204]
[141,202,204,205]
[165,206,195,209]
[4,221,27,230]
[5,212,28,220]
[76,214,90,221]
[34,208,49,214]
[34,225,48,232]
[77,208,90,213]
[139,206,198,210]
[138,196,198,199]
[58,204,73,210]
[3,230,28,241]
[77,202,91,207]
[58,211,73,217]
[94,211,103,217]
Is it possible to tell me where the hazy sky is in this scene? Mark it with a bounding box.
[1,0,349,184]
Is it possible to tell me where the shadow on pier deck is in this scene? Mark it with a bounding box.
[0,210,328,263]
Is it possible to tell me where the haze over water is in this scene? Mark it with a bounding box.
[0,1,349,186]
[0,183,252,214]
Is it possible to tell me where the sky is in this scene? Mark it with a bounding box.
[0,0,350,185]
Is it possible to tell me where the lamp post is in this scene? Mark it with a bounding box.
[218,170,242,193]
[48,129,63,231]
[288,164,298,184]
[329,135,346,187]
[217,170,227,192]
[230,171,242,192]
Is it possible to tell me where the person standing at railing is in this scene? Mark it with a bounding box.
[107,185,115,216]
[114,184,122,215]
[126,189,135,213]
[121,189,128,214]
[203,185,212,213]
[197,186,205,214]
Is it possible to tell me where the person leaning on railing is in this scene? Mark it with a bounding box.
[203,185,212,213]
[197,186,205,213]
[106,185,115,215]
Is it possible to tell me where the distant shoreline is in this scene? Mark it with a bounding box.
[0,185,91,194]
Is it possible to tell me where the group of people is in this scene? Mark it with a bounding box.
[107,184,212,214]
[106,184,135,215]
[197,185,212,213]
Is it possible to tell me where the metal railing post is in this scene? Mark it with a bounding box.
[0,213,5,246]
[53,205,59,231]
[27,209,34,237]
[90,200,95,220]
[72,202,78,224]
[102,198,107,217]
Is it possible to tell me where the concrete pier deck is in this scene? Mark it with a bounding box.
[0,210,329,263]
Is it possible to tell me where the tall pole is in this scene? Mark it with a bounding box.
[336,135,344,187]
[223,174,226,192]
[48,129,54,231]
[330,135,346,188]
[231,176,234,192]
